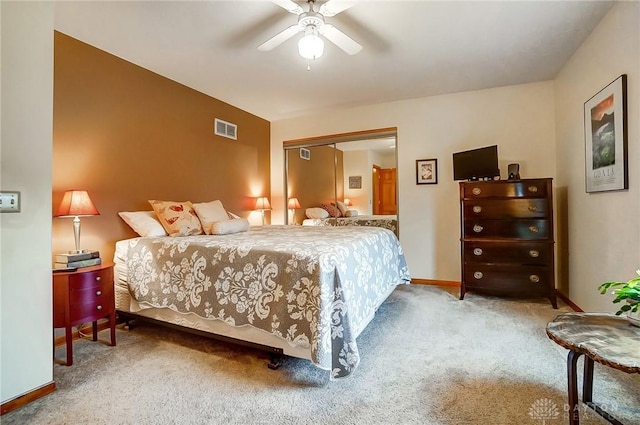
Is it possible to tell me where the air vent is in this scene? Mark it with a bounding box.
[214,118,237,140]
[300,148,310,160]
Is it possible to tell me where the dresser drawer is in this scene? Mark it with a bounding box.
[462,180,548,199]
[463,198,549,219]
[463,219,550,239]
[69,268,110,291]
[463,241,552,265]
[463,265,551,293]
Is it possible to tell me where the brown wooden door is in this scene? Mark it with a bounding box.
[379,168,397,214]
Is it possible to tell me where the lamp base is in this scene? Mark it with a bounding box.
[68,249,91,254]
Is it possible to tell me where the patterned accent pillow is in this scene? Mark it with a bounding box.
[118,211,167,237]
[322,203,342,218]
[148,200,203,236]
[192,200,229,235]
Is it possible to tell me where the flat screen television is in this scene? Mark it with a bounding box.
[452,145,499,181]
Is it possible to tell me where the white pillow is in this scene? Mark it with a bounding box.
[211,218,250,235]
[306,207,330,219]
[193,200,229,235]
[118,211,167,237]
[344,209,359,217]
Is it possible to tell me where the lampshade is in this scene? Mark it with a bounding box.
[255,197,271,211]
[344,198,352,207]
[298,27,324,60]
[287,197,301,210]
[55,190,100,217]
[54,190,99,254]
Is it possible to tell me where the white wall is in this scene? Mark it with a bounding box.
[272,81,557,281]
[554,2,639,312]
[1,1,54,404]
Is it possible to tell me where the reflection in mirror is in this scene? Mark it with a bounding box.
[285,135,397,236]
[286,144,342,225]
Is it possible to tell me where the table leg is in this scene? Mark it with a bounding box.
[567,350,582,425]
[92,321,98,341]
[65,325,73,366]
[582,356,594,403]
[109,313,117,346]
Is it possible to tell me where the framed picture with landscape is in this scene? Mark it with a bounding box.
[416,158,437,185]
[584,74,628,193]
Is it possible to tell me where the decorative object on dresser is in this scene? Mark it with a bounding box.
[54,190,100,253]
[459,178,557,308]
[584,74,628,193]
[53,262,116,366]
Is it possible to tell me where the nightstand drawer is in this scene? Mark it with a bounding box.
[69,268,110,291]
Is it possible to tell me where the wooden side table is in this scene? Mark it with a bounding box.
[53,262,116,366]
[546,313,640,425]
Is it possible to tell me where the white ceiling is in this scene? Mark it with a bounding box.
[54,0,613,122]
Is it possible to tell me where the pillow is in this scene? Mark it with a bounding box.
[192,200,229,235]
[335,201,348,215]
[211,218,250,235]
[306,207,329,219]
[118,211,168,237]
[148,200,203,236]
[344,209,359,217]
[322,203,342,218]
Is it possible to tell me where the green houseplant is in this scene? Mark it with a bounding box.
[598,270,640,321]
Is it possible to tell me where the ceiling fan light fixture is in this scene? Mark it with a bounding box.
[298,26,324,60]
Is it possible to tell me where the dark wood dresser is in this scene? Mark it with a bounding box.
[459,178,557,308]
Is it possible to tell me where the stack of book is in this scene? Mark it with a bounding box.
[54,250,101,269]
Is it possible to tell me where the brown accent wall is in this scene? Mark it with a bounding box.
[286,145,343,223]
[52,32,270,262]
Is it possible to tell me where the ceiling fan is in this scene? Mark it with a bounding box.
[258,0,363,60]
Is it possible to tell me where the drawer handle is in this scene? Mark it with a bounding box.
[96,290,102,296]
[96,305,103,311]
[473,248,483,256]
[472,206,482,213]
[529,226,539,233]
[96,276,101,282]
[527,186,538,193]
[473,225,483,233]
[528,205,537,212]
[473,271,483,280]
[529,250,539,258]
[472,187,482,195]
[529,275,540,283]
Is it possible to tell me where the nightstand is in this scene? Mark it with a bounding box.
[53,262,116,365]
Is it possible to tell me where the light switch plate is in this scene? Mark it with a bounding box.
[0,191,21,213]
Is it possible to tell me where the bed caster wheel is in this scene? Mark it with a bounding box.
[268,354,283,370]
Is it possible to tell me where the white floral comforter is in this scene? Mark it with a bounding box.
[123,225,410,379]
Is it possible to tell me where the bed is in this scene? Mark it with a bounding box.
[302,214,398,233]
[114,224,410,379]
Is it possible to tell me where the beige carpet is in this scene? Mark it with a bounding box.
[4,285,639,425]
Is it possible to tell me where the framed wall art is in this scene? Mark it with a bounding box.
[584,74,628,193]
[416,158,438,185]
[348,175,362,189]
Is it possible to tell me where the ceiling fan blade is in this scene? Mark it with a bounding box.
[258,25,301,51]
[271,0,303,15]
[319,24,362,55]
[319,0,358,17]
